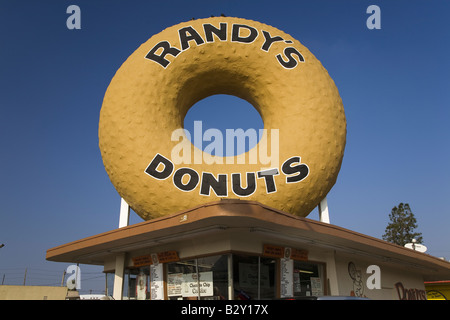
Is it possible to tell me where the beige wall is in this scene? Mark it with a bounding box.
[334,252,427,300]
[0,285,68,300]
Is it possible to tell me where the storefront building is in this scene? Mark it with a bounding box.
[46,200,450,300]
[46,17,450,301]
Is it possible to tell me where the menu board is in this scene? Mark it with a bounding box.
[310,277,323,296]
[290,248,308,261]
[167,273,183,297]
[280,258,294,298]
[132,251,179,267]
[263,244,284,258]
[150,263,164,300]
[132,255,153,267]
[263,244,308,261]
[293,272,301,293]
[157,251,179,263]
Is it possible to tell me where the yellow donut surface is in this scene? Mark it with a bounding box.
[99,17,346,220]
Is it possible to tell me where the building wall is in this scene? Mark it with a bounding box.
[0,285,68,300]
[335,252,427,300]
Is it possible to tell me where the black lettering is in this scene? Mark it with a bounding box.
[232,172,256,197]
[420,290,427,300]
[173,168,199,191]
[179,26,205,50]
[232,24,258,43]
[282,156,309,183]
[145,41,181,68]
[200,172,227,196]
[261,30,284,51]
[257,168,279,193]
[276,47,304,69]
[395,282,406,300]
[203,23,227,42]
[144,153,174,180]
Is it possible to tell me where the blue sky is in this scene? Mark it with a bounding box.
[0,0,449,294]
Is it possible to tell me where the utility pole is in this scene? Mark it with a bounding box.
[61,270,67,286]
[23,268,27,286]
[0,244,4,285]
[105,273,108,296]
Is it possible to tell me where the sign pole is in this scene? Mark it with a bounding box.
[318,197,330,224]
[119,198,130,228]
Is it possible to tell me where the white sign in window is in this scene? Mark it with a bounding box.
[280,258,294,298]
[310,277,323,296]
[150,263,164,300]
[182,271,213,298]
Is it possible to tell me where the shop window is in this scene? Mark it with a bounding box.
[233,254,276,300]
[166,255,229,300]
[123,267,150,300]
[293,261,324,297]
[105,272,114,298]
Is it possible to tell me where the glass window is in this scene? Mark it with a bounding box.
[260,257,276,299]
[105,272,114,298]
[166,255,229,300]
[123,267,151,300]
[293,261,324,297]
[122,268,136,300]
[167,259,196,300]
[233,254,276,300]
[197,255,229,300]
[233,255,258,300]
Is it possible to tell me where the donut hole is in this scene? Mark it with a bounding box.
[183,94,264,156]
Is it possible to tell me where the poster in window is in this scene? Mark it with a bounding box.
[167,273,183,297]
[182,271,213,298]
[310,277,323,296]
[136,271,147,300]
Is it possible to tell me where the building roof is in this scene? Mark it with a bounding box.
[46,200,450,281]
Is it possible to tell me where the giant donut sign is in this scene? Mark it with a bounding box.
[98,17,346,220]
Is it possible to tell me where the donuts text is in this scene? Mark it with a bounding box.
[144,153,309,197]
[145,22,305,69]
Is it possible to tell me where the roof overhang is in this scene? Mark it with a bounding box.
[46,200,450,281]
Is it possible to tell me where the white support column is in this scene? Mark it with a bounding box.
[318,197,330,224]
[325,251,340,295]
[113,253,126,300]
[118,198,130,228]
[113,199,129,300]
